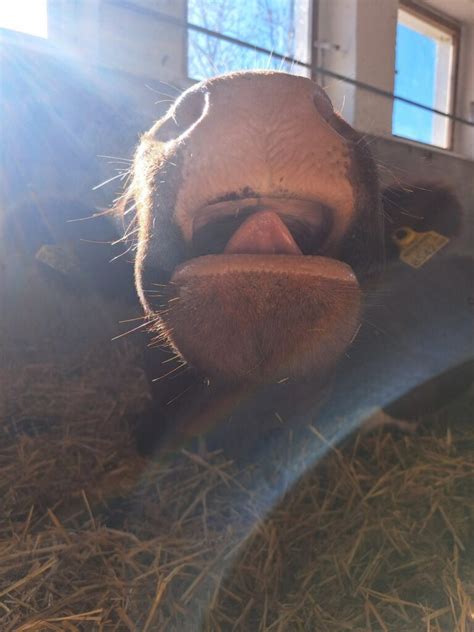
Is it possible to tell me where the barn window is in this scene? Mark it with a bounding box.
[0,0,48,39]
[187,0,312,80]
[392,3,458,149]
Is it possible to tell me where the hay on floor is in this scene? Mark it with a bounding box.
[1,357,473,631]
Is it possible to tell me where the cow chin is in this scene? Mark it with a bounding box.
[157,254,361,384]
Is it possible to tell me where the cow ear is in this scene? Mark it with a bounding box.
[381,183,464,262]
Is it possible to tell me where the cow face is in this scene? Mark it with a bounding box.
[123,71,383,386]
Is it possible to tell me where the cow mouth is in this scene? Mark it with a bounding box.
[169,193,359,317]
[171,194,357,286]
[190,196,334,261]
[155,194,361,383]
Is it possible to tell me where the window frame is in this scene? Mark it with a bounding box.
[394,0,461,150]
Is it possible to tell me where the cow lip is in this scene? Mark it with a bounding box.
[172,254,358,283]
[191,196,334,257]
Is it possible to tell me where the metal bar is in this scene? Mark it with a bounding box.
[108,0,474,128]
[310,0,320,82]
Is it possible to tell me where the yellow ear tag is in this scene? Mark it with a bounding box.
[392,226,449,269]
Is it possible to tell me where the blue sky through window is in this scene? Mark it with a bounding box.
[393,23,436,144]
[188,0,306,80]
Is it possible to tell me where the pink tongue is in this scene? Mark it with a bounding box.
[224,210,302,255]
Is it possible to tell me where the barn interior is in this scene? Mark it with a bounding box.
[1,1,473,630]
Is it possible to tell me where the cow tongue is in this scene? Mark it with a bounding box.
[224,210,302,255]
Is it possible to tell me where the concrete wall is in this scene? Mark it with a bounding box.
[48,0,187,81]
[97,1,186,82]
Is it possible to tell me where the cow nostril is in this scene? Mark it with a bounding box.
[173,89,207,130]
[312,87,334,121]
[154,89,208,142]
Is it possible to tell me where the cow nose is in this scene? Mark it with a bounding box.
[312,85,335,121]
[153,87,209,143]
[153,72,336,144]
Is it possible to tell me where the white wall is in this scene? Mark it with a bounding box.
[354,0,398,136]
[315,0,358,125]
[317,0,398,136]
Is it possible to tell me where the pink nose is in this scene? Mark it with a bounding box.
[152,71,335,144]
